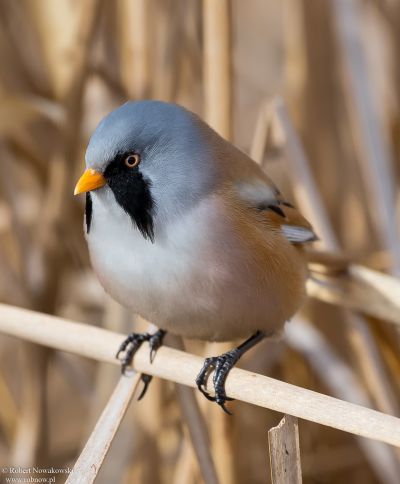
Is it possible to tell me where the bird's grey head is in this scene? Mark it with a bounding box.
[84,100,218,241]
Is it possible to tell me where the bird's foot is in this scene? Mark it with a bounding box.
[195,349,240,415]
[116,329,166,400]
[195,331,266,414]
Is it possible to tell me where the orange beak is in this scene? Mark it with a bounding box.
[74,169,106,195]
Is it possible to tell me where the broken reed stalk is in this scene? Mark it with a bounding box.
[268,415,302,484]
[0,303,399,447]
[66,374,141,484]
[287,319,400,483]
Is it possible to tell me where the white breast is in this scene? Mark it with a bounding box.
[87,188,231,337]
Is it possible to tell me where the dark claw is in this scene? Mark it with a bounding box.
[195,352,240,412]
[196,357,217,401]
[149,330,166,363]
[198,387,217,402]
[137,374,153,400]
[219,403,233,415]
[116,333,137,360]
[118,335,147,373]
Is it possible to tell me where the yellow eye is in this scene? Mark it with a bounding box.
[124,154,140,168]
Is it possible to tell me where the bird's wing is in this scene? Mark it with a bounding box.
[235,178,318,245]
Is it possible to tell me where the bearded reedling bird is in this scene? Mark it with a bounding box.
[74,100,317,413]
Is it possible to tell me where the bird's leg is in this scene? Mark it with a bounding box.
[116,329,166,399]
[195,331,265,414]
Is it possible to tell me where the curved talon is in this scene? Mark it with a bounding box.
[197,385,216,402]
[195,357,217,400]
[137,374,153,400]
[219,403,233,415]
[116,348,124,360]
[149,330,166,363]
[116,339,131,360]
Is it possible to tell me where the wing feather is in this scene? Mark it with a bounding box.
[236,179,318,244]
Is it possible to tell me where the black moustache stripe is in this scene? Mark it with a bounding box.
[104,160,155,242]
[85,192,93,233]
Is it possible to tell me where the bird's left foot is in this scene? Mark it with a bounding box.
[196,350,238,414]
[116,329,166,400]
[195,331,265,414]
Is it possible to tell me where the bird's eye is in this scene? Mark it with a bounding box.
[124,154,140,168]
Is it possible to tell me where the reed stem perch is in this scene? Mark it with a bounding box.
[0,303,399,448]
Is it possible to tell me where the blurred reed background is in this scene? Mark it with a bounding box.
[0,0,400,483]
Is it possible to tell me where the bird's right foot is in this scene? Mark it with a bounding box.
[116,329,166,399]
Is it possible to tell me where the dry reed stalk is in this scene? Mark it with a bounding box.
[26,0,99,100]
[0,304,399,447]
[128,319,164,482]
[66,374,141,484]
[172,438,197,484]
[36,155,68,255]
[202,1,234,481]
[0,92,64,137]
[151,0,184,102]
[10,345,47,468]
[175,383,220,484]
[281,0,307,124]
[268,415,302,484]
[170,335,220,484]
[0,249,30,307]
[0,147,32,285]
[0,368,18,445]
[373,324,400,395]
[331,0,400,277]
[202,0,232,139]
[306,264,400,328]
[117,0,149,99]
[259,98,400,418]
[0,1,51,94]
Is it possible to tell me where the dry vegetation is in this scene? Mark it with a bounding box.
[0,0,400,483]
